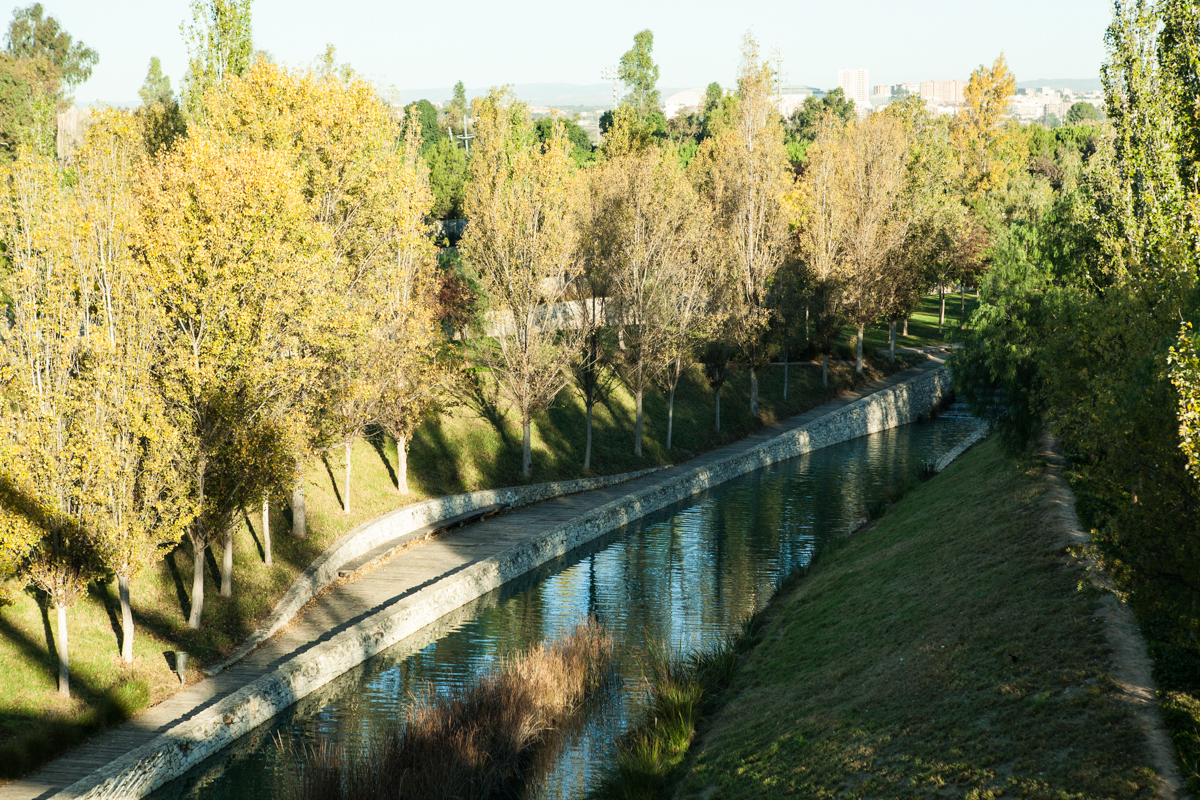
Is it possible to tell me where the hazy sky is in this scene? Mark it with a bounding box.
[41,0,1111,105]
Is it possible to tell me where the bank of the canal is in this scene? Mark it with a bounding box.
[676,436,1179,799]
[2,358,953,800]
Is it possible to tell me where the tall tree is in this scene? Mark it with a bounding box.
[136,57,186,154]
[618,29,661,118]
[696,33,794,415]
[5,3,97,94]
[953,53,1019,200]
[136,133,327,627]
[461,89,582,477]
[181,0,254,119]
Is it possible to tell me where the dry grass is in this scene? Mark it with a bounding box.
[287,618,615,800]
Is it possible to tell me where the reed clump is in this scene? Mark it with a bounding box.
[286,618,614,800]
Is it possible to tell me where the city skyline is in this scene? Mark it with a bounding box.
[36,0,1110,107]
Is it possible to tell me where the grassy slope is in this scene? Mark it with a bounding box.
[681,437,1161,799]
[0,307,954,781]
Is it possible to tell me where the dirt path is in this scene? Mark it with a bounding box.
[1039,437,1187,800]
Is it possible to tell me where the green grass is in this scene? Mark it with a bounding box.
[675,437,1161,799]
[0,322,935,783]
[840,291,979,358]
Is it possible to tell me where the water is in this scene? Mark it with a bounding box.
[150,417,981,800]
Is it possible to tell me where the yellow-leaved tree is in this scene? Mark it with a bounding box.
[70,110,195,662]
[136,131,329,628]
[461,88,583,478]
[953,53,1020,200]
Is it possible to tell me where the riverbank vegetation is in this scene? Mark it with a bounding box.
[287,618,614,800]
[605,438,1164,798]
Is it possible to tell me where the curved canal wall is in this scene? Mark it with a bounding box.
[62,364,953,800]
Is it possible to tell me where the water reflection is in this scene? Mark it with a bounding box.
[151,417,980,800]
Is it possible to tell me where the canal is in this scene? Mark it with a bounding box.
[151,415,981,800]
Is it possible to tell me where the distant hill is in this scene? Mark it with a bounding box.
[397,83,684,109]
[1016,78,1103,93]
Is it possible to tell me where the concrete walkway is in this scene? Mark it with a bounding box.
[0,357,945,800]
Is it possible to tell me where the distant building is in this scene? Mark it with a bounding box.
[873,85,892,98]
[775,85,825,117]
[664,88,706,119]
[56,105,92,163]
[898,82,920,95]
[838,68,870,105]
[919,79,966,105]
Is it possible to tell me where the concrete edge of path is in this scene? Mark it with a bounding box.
[207,466,668,675]
[1039,436,1188,800]
[55,362,954,800]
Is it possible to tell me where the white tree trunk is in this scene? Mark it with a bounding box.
[749,367,759,417]
[666,384,676,450]
[56,602,70,697]
[714,386,722,432]
[397,434,409,494]
[291,466,307,540]
[522,413,533,478]
[262,496,271,566]
[343,440,352,513]
[119,573,134,663]
[855,325,864,374]
[583,405,593,470]
[903,317,909,337]
[188,536,205,629]
[634,381,644,457]
[220,525,233,598]
[889,320,896,364]
[939,288,946,333]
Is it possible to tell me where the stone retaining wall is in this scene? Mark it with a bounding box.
[208,466,665,675]
[64,365,951,799]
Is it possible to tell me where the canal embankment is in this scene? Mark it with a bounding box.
[670,436,1182,799]
[1,358,951,800]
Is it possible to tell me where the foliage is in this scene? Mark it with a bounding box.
[181,0,254,119]
[424,137,467,219]
[403,98,442,148]
[5,3,97,93]
[135,57,186,154]
[1066,100,1100,124]
[534,115,592,165]
[785,87,855,166]
[618,29,661,118]
[953,53,1021,199]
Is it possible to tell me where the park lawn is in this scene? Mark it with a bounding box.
[837,291,979,359]
[0,346,923,782]
[679,437,1161,799]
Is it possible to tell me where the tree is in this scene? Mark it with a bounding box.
[0,53,56,157]
[181,0,254,119]
[445,80,468,133]
[69,111,194,662]
[1066,101,1099,125]
[534,116,592,165]
[136,57,186,154]
[619,29,661,118]
[461,89,582,478]
[584,145,704,456]
[953,53,1020,199]
[0,146,97,696]
[136,132,327,627]
[403,98,442,148]
[5,3,97,94]
[695,33,794,415]
[425,137,467,219]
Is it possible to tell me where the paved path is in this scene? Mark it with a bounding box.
[0,357,944,800]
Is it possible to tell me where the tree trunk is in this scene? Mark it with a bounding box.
[938,287,945,333]
[291,466,307,540]
[822,353,829,388]
[262,496,272,566]
[56,602,69,697]
[666,383,676,450]
[118,572,134,663]
[634,364,644,458]
[889,320,896,364]
[188,534,205,629]
[903,317,909,337]
[714,386,722,432]
[343,440,352,513]
[855,325,864,374]
[522,413,533,478]
[583,403,594,470]
[397,434,409,494]
[749,367,759,417]
[220,524,233,598]
[960,285,966,326]
[783,344,789,401]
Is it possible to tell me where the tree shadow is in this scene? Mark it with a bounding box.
[88,581,123,653]
[242,506,265,561]
[366,424,398,490]
[26,586,57,667]
[321,451,345,511]
[164,546,191,620]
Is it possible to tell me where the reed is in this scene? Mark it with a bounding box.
[286,618,614,800]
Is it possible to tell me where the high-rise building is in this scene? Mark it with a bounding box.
[838,68,870,105]
[919,79,967,105]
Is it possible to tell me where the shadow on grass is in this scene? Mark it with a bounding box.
[366,425,398,491]
[321,452,345,512]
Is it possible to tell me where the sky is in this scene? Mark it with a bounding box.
[38,0,1112,106]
